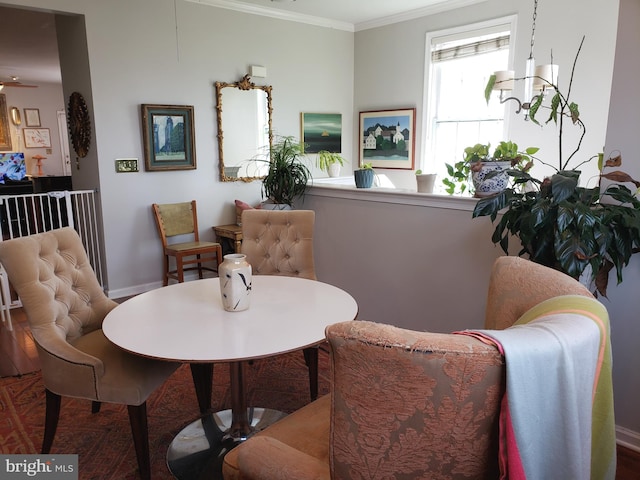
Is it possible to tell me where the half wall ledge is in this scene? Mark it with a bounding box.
[307,179,478,212]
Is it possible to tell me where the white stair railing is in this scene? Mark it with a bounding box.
[0,190,104,331]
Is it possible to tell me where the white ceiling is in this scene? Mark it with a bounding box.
[0,0,480,87]
[0,6,60,86]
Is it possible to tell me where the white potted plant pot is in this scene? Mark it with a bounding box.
[416,173,436,193]
[317,151,347,179]
[328,163,341,177]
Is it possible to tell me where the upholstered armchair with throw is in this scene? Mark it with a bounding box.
[0,227,180,480]
[223,256,616,480]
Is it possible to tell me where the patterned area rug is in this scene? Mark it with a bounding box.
[0,349,329,479]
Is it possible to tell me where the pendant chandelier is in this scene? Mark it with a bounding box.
[490,0,558,115]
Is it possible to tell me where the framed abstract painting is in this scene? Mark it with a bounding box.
[300,112,341,153]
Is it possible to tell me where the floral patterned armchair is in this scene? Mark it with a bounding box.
[222,256,600,480]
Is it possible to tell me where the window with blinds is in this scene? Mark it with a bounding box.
[423,18,515,194]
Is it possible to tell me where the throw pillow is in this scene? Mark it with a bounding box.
[235,200,261,225]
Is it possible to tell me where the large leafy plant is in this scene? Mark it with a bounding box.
[262,136,311,207]
[473,37,640,297]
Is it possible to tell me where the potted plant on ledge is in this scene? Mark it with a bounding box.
[415,169,437,193]
[473,37,640,297]
[354,162,375,188]
[261,136,311,209]
[443,141,537,197]
[317,150,346,178]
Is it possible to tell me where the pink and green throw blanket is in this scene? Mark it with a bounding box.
[459,295,615,480]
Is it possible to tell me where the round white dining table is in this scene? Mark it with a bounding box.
[102,275,358,479]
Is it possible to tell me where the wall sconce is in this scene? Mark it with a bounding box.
[250,65,267,78]
[10,107,21,126]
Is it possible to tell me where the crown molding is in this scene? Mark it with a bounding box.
[184,0,355,32]
[184,0,488,33]
[355,0,489,31]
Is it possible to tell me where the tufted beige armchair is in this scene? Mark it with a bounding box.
[241,209,316,279]
[0,227,179,480]
[240,209,319,400]
[223,256,608,480]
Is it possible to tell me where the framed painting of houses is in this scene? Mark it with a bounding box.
[300,112,342,153]
[359,108,415,169]
[141,104,196,171]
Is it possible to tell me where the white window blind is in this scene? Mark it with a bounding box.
[432,34,510,62]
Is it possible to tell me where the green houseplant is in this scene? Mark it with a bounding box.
[473,38,640,297]
[443,141,537,196]
[261,136,311,208]
[317,150,346,177]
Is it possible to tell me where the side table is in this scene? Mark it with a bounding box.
[213,224,243,254]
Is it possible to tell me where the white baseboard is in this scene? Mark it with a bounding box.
[107,281,162,300]
[107,272,218,300]
[617,425,640,451]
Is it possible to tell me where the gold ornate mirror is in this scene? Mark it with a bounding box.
[216,75,273,182]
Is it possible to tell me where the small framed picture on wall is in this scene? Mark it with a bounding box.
[23,128,52,148]
[24,108,41,127]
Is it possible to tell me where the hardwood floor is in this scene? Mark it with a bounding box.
[617,445,640,480]
[1,307,639,479]
[0,307,39,377]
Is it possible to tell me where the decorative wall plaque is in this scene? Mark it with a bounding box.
[68,92,91,158]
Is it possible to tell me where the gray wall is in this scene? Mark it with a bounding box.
[300,190,499,333]
[602,0,640,447]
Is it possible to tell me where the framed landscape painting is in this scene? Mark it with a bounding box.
[359,108,415,169]
[301,112,341,153]
[141,104,196,171]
